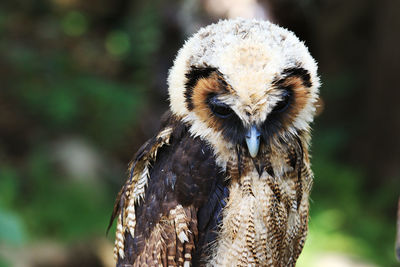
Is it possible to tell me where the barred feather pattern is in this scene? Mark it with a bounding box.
[130,205,197,267]
[169,205,197,267]
[133,221,166,267]
[113,126,174,260]
[114,214,126,261]
[126,192,136,236]
[133,127,173,202]
[210,139,312,267]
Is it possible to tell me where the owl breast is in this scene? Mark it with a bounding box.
[209,142,312,267]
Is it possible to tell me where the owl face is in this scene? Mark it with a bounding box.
[168,19,319,163]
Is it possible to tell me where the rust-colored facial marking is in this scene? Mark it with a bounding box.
[260,67,313,142]
[192,73,228,124]
[280,76,310,127]
[184,67,246,144]
[191,72,247,144]
[184,66,313,146]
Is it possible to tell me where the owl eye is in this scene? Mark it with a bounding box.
[272,90,292,113]
[208,95,233,118]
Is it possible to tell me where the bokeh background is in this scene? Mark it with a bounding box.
[1,0,399,266]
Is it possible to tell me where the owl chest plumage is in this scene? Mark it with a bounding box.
[211,142,312,267]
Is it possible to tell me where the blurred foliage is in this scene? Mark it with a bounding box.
[0,0,160,255]
[62,11,88,37]
[0,0,399,267]
[0,166,26,245]
[297,126,398,266]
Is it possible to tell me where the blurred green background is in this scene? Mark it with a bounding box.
[0,0,399,266]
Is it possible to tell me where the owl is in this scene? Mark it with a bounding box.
[109,18,320,267]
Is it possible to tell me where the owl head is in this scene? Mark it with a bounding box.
[168,18,319,167]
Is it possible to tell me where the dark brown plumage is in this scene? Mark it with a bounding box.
[110,112,229,266]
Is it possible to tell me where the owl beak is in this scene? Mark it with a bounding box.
[245,125,261,158]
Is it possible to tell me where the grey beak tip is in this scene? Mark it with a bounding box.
[245,126,261,158]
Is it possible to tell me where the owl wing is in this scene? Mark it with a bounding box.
[109,112,226,267]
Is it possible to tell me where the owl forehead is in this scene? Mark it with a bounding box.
[189,40,284,117]
[217,41,280,107]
